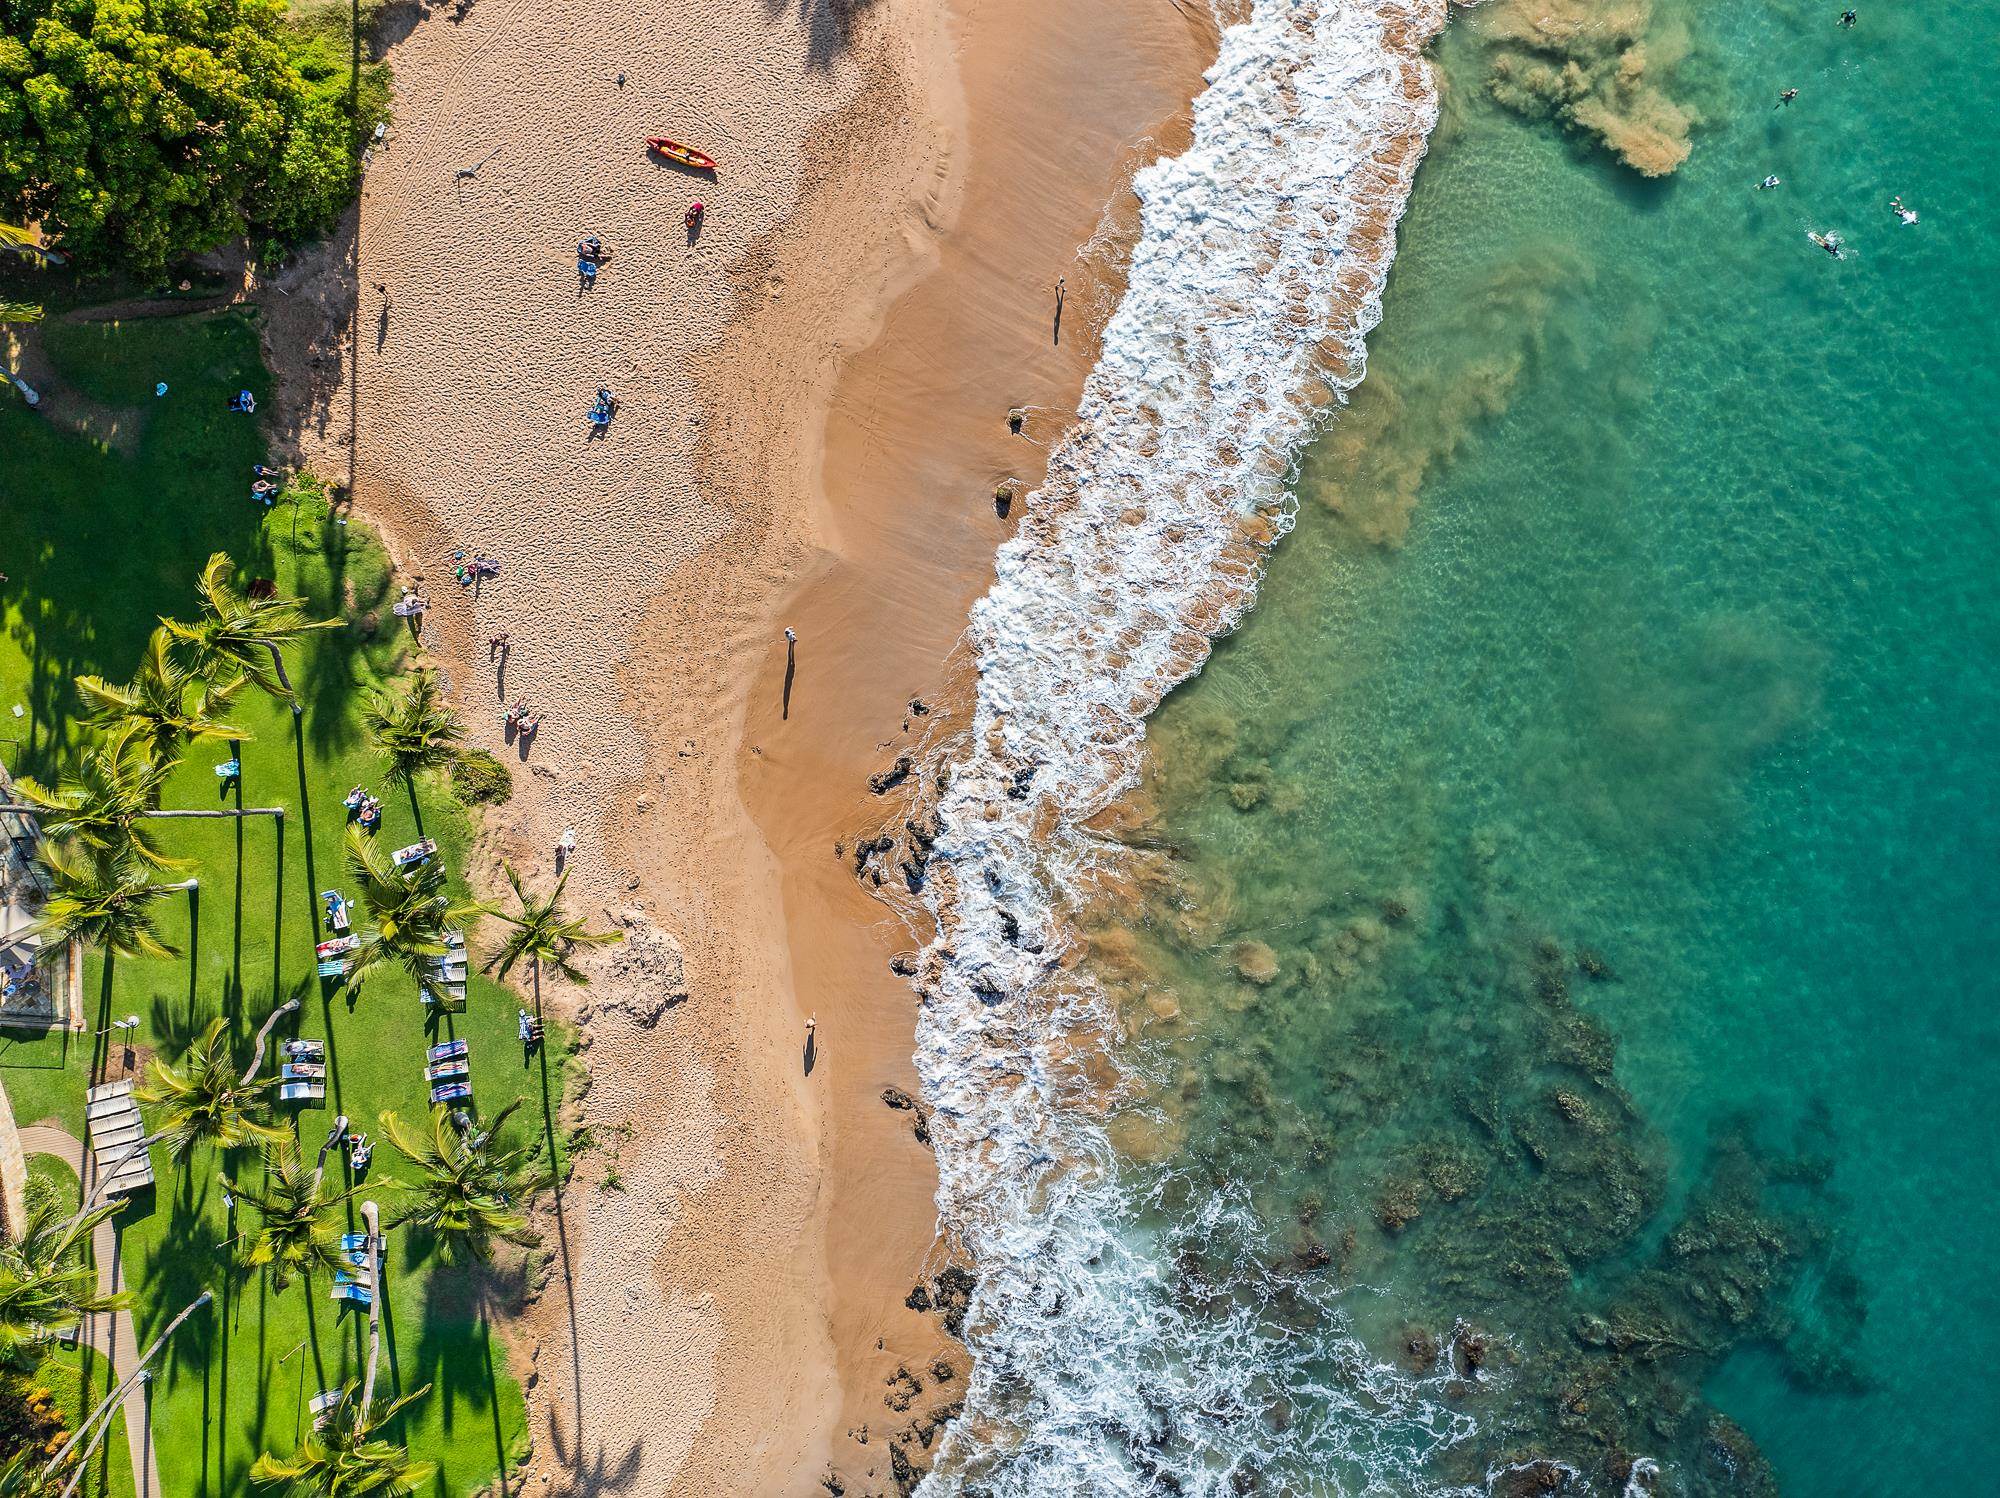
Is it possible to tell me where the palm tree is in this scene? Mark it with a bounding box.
[134,1017,287,1170]
[63,978,300,1224]
[0,302,39,325]
[9,744,186,872]
[76,626,250,765]
[33,1292,211,1498]
[249,1200,430,1494]
[0,1178,128,1373]
[342,828,484,1003]
[28,844,188,961]
[484,864,622,1013]
[361,672,462,786]
[377,1101,543,1264]
[222,1141,354,1293]
[164,552,338,716]
[248,1381,435,1496]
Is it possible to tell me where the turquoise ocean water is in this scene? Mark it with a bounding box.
[1106,0,1998,1489]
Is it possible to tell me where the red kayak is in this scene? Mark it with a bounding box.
[646,137,717,172]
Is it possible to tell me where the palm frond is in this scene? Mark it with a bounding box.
[483,864,621,987]
[342,828,485,1000]
[77,627,249,762]
[136,1018,285,1168]
[30,847,183,960]
[162,551,337,705]
[0,1175,129,1373]
[221,1141,354,1293]
[14,742,186,869]
[378,1105,543,1264]
[361,672,464,786]
[248,1380,437,1494]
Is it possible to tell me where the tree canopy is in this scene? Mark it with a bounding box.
[0,0,378,273]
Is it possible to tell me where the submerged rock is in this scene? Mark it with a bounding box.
[870,756,915,795]
[1232,941,1280,984]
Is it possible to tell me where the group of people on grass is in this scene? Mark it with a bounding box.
[343,785,385,832]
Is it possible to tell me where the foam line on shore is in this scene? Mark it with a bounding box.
[895,0,1466,1490]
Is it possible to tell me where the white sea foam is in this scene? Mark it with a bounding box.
[898,0,1461,1491]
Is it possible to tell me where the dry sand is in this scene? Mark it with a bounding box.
[263,0,1215,1490]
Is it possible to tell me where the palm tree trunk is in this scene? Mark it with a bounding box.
[144,808,285,821]
[0,805,282,819]
[359,1201,384,1411]
[71,991,298,1226]
[51,1290,212,1498]
[241,996,303,1086]
[268,643,304,718]
[65,1125,167,1226]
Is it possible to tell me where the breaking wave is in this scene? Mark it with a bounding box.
[895,0,1467,1490]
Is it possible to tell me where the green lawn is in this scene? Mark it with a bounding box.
[1,308,573,1497]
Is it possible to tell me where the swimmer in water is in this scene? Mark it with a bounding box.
[1759,176,1782,190]
[1778,88,1799,106]
[1810,230,1845,259]
[1890,195,1919,225]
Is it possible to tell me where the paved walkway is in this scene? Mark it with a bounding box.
[20,1124,161,1498]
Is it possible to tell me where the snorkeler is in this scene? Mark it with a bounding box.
[1890,195,1919,225]
[1758,176,1782,190]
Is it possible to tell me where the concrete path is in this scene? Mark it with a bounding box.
[20,1124,162,1498]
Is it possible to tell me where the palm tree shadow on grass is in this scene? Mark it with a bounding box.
[404,1258,528,1488]
[0,330,271,775]
[296,509,399,761]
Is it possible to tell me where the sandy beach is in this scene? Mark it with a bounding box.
[259,0,1214,1490]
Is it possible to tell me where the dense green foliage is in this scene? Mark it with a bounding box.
[446,747,512,807]
[0,0,380,273]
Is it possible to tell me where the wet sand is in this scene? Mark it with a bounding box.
[263,0,1214,1489]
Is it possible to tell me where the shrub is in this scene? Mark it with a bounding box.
[449,748,512,807]
[0,0,391,275]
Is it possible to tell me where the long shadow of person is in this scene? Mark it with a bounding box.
[782,636,797,721]
[802,1029,816,1076]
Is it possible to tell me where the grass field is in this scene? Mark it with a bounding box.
[1,308,575,1496]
